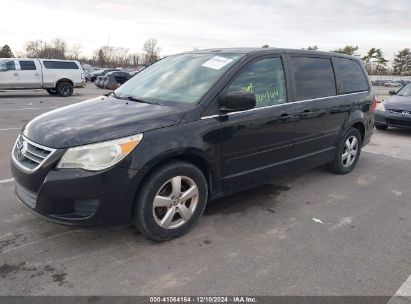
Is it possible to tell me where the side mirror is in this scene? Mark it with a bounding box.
[221,90,256,113]
[389,90,396,95]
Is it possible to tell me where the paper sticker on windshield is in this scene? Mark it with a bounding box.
[201,56,233,70]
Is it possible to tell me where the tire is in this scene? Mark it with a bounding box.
[46,89,58,96]
[375,125,388,130]
[135,161,208,241]
[56,82,74,97]
[328,128,362,175]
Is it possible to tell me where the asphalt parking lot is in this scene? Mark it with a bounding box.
[0,84,410,296]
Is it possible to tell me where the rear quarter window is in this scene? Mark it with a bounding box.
[334,58,369,94]
[43,61,79,69]
[290,56,336,100]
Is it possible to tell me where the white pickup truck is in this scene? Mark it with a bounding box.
[0,58,85,97]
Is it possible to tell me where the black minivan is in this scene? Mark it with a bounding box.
[11,48,375,240]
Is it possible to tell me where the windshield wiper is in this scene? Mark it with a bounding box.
[125,96,160,105]
[107,91,120,98]
[109,92,160,105]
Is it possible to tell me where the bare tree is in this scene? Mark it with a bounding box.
[142,38,161,66]
[113,47,129,66]
[25,38,67,59]
[50,38,67,59]
[68,43,82,60]
[128,53,141,67]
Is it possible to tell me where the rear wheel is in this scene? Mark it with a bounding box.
[56,82,73,97]
[328,128,362,175]
[375,125,388,130]
[46,89,58,96]
[135,161,208,241]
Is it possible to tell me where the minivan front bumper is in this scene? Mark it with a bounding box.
[375,110,411,129]
[11,160,141,226]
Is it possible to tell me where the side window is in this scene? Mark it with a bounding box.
[19,60,36,71]
[43,61,78,69]
[60,61,79,69]
[227,58,287,108]
[0,60,16,71]
[43,61,59,69]
[334,58,369,94]
[290,57,336,100]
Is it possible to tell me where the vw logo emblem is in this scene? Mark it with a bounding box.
[402,111,409,117]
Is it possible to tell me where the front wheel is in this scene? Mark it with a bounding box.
[135,161,208,241]
[328,128,362,175]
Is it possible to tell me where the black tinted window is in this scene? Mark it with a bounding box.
[61,61,79,69]
[19,60,36,70]
[334,58,368,94]
[228,58,287,108]
[43,61,79,69]
[290,57,336,100]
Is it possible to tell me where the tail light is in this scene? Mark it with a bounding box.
[371,96,377,113]
[81,73,85,79]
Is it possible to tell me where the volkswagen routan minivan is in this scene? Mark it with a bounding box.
[11,48,375,240]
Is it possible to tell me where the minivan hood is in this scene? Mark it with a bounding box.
[23,96,186,148]
[386,95,411,111]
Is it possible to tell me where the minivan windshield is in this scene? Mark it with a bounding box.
[396,83,411,97]
[115,53,243,104]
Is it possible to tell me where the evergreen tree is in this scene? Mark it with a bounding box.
[332,45,359,56]
[0,45,14,58]
[393,48,411,75]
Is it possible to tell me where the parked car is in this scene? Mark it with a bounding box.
[98,71,132,88]
[399,80,411,87]
[371,80,386,86]
[11,48,375,240]
[129,68,145,76]
[94,75,105,88]
[384,80,402,87]
[90,69,118,82]
[375,83,411,129]
[83,70,92,82]
[0,58,85,96]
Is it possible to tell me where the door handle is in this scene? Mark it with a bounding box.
[298,110,326,119]
[279,113,294,122]
[13,73,18,76]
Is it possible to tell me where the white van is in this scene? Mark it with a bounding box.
[0,58,85,96]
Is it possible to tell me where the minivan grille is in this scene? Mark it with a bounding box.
[12,135,56,172]
[388,109,411,115]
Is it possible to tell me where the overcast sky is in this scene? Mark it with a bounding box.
[1,0,410,61]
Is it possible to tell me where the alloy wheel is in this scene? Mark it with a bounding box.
[152,176,199,229]
[342,136,358,167]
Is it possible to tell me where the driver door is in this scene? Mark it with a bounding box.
[219,56,296,190]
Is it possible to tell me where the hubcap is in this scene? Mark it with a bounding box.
[342,136,358,167]
[152,176,199,229]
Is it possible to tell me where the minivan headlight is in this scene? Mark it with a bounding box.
[57,134,143,171]
[376,102,385,112]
